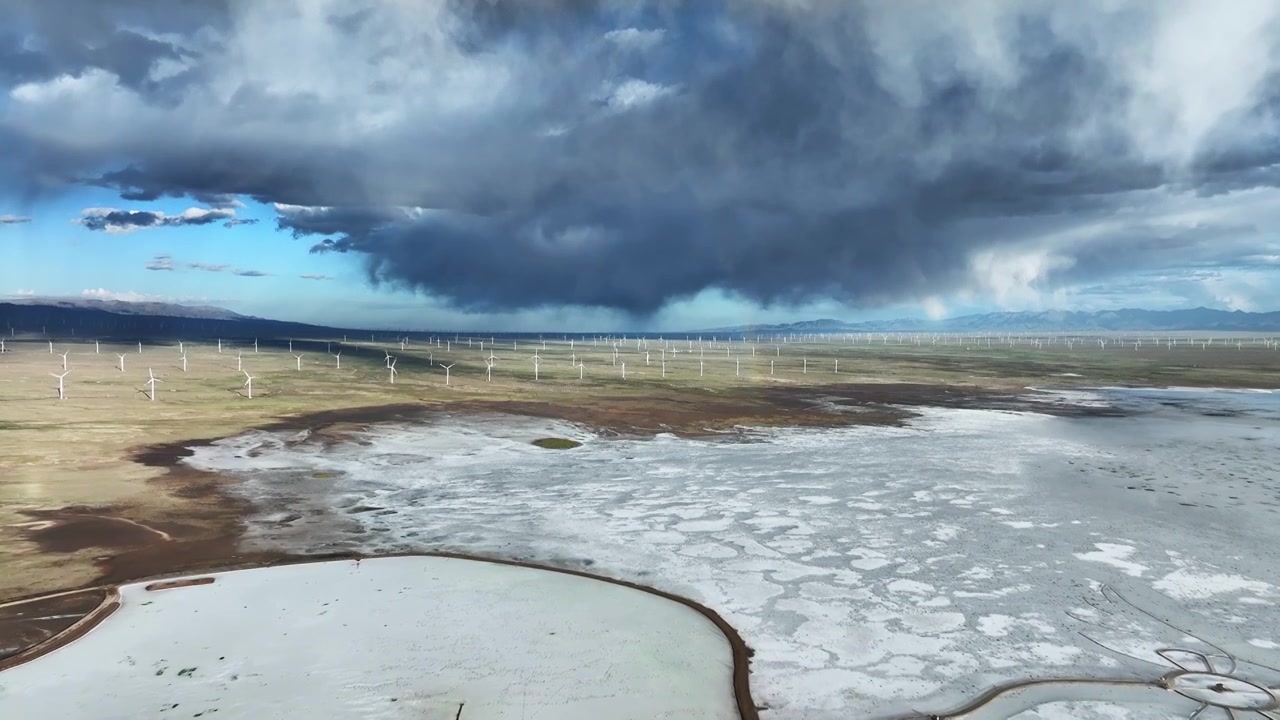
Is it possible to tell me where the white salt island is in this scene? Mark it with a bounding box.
[0,556,744,720]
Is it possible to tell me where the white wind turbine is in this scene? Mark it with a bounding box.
[95,340,100,354]
[576,360,585,380]
[242,369,255,398]
[530,354,541,380]
[621,362,626,379]
[385,350,394,368]
[288,339,293,352]
[236,352,243,372]
[485,356,494,382]
[388,361,398,384]
[293,353,303,371]
[146,368,162,401]
[51,370,70,400]
[138,340,143,353]
[180,353,188,373]
[178,341,185,354]
[59,350,69,370]
[117,353,127,372]
[254,338,259,353]
[333,351,342,369]
[441,363,455,385]
[48,339,53,354]
[218,338,223,353]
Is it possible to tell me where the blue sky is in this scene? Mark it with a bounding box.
[4,1,1280,331]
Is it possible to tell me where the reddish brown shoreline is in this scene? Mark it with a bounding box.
[0,553,761,720]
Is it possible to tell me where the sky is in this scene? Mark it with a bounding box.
[3,0,1280,331]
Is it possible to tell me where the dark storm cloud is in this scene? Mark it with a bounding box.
[77,207,251,232]
[6,1,1280,313]
[80,209,164,231]
[0,0,228,88]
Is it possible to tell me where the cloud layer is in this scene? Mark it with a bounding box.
[76,206,254,233]
[5,1,1280,314]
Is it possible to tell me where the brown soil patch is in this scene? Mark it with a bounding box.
[145,577,215,592]
[0,590,106,661]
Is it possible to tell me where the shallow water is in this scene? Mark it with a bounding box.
[185,389,1280,719]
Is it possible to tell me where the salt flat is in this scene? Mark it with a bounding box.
[0,556,740,720]
[181,388,1280,718]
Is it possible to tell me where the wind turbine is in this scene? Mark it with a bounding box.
[178,341,185,354]
[242,369,255,398]
[146,368,162,401]
[237,352,243,372]
[333,351,342,369]
[51,370,70,400]
[59,350,69,370]
[293,353,303,371]
[441,363,455,385]
[530,354,541,380]
[180,353,188,373]
[621,362,626,379]
[485,357,494,382]
[576,360,585,380]
[48,340,53,354]
[288,339,293,352]
[385,350,394,368]
[95,340,100,354]
[254,338,259,353]
[117,353,127,372]
[218,338,223,353]
[138,340,143,354]
[388,363,398,384]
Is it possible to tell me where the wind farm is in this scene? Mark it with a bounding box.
[7,1,1280,717]
[3,320,1280,719]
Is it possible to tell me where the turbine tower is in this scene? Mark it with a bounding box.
[51,370,70,400]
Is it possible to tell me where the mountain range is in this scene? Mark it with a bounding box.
[703,308,1280,333]
[2,297,1279,337]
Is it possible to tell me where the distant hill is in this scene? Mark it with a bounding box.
[0,298,346,341]
[700,308,1280,334]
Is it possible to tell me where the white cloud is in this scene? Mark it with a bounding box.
[8,289,36,296]
[606,78,672,111]
[920,297,948,320]
[0,214,32,224]
[81,288,166,302]
[967,246,1077,309]
[604,28,665,51]
[76,206,238,233]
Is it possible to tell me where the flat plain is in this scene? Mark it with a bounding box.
[2,331,1278,718]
